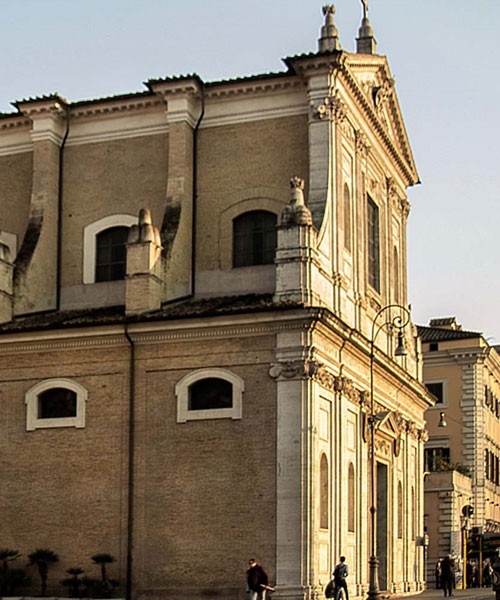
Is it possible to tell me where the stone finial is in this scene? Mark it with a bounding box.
[356,0,377,54]
[128,209,162,246]
[281,177,313,226]
[126,208,164,315]
[318,5,341,52]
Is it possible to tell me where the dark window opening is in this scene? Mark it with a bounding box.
[95,226,129,282]
[38,388,77,419]
[424,447,450,472]
[233,211,277,268]
[188,378,233,411]
[367,196,380,292]
[429,342,439,352]
[425,382,444,404]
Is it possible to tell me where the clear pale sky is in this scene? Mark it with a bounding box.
[1,1,498,340]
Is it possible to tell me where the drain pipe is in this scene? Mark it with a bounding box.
[124,325,135,600]
[56,103,71,311]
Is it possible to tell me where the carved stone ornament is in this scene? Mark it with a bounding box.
[375,438,392,457]
[399,198,411,220]
[313,95,346,123]
[393,435,402,457]
[418,428,429,443]
[269,360,366,406]
[269,359,319,380]
[372,79,393,113]
[280,176,313,226]
[355,130,371,157]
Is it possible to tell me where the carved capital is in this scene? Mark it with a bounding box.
[418,428,429,443]
[269,359,319,381]
[313,95,346,123]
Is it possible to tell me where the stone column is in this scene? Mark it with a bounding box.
[14,96,68,314]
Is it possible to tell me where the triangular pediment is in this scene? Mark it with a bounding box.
[341,53,418,184]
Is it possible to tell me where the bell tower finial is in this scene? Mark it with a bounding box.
[356,0,377,54]
[318,5,341,52]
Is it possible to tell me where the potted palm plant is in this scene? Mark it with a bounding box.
[27,548,59,596]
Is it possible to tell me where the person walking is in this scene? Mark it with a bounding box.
[435,559,442,590]
[333,556,349,600]
[440,555,454,597]
[246,558,270,600]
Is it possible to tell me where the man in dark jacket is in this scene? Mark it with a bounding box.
[441,555,454,597]
[333,556,349,600]
[247,558,269,600]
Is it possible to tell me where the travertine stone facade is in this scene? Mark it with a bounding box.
[0,7,431,600]
[420,318,500,579]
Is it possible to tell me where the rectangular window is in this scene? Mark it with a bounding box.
[367,195,380,292]
[424,447,450,472]
[426,382,444,404]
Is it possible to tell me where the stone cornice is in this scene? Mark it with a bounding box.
[205,76,303,100]
[71,96,163,120]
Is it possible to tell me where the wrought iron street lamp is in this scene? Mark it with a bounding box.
[367,303,411,600]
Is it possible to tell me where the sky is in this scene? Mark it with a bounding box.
[0,0,498,340]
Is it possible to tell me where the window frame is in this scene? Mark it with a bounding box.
[175,368,244,423]
[83,214,136,284]
[424,379,448,407]
[25,378,87,431]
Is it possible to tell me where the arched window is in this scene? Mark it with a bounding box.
[397,481,403,538]
[232,210,277,267]
[83,214,136,284]
[344,184,351,252]
[175,368,244,423]
[25,379,87,431]
[348,462,355,532]
[320,454,329,529]
[95,226,129,282]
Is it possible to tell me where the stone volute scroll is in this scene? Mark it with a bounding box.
[280,177,313,227]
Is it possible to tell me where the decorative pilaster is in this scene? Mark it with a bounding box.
[13,95,68,314]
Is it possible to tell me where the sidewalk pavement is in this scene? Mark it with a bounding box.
[392,588,495,599]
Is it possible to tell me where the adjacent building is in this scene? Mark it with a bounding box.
[419,317,500,581]
[0,6,431,600]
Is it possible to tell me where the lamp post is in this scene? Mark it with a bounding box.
[367,303,411,600]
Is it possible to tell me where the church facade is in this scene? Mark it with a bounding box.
[0,6,431,600]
